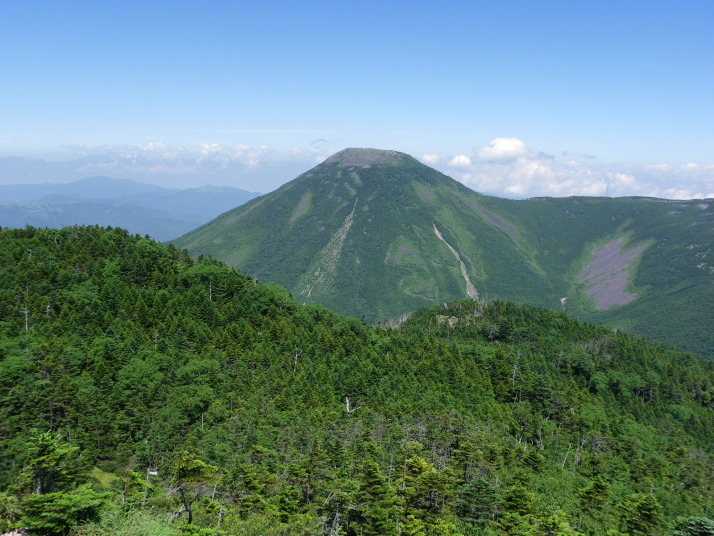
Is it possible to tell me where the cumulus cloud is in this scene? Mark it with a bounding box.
[40,143,326,191]
[421,153,441,165]
[612,173,636,186]
[200,143,224,155]
[645,163,673,171]
[431,138,713,200]
[448,154,472,168]
[476,137,529,160]
[8,140,712,200]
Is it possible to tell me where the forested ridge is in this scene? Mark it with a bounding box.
[0,226,712,535]
[174,149,714,358]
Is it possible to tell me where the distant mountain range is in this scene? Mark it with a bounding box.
[174,148,714,358]
[0,177,260,241]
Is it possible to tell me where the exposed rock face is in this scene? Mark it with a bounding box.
[433,223,479,300]
[298,200,357,298]
[579,237,648,310]
[323,148,402,167]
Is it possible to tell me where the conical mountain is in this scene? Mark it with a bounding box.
[174,148,714,357]
[175,148,550,320]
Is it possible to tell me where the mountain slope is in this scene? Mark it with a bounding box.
[0,176,169,203]
[0,177,260,241]
[1,226,712,535]
[500,195,714,357]
[0,199,205,242]
[174,148,714,357]
[175,149,550,319]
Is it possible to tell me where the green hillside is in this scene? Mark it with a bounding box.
[173,149,554,320]
[1,226,712,535]
[174,149,714,358]
[496,196,714,357]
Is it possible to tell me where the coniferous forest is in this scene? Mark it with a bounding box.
[0,226,712,535]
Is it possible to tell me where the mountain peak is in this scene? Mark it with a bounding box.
[322,148,406,167]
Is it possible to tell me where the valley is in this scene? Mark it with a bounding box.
[1,150,712,536]
[4,1,711,534]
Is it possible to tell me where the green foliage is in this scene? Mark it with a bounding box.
[351,439,399,535]
[19,484,107,536]
[577,476,609,510]
[68,507,178,535]
[457,478,499,525]
[0,226,712,536]
[20,431,90,495]
[174,152,714,358]
[617,493,665,535]
[171,452,219,525]
[0,491,21,532]
[536,508,584,535]
[672,517,714,536]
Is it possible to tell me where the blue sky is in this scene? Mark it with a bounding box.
[1,0,712,198]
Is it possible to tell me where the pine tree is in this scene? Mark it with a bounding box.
[457,478,499,524]
[672,517,714,536]
[351,439,398,536]
[577,475,609,510]
[19,431,89,495]
[617,493,664,536]
[171,451,220,525]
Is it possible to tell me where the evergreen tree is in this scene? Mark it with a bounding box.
[576,475,609,510]
[19,484,107,536]
[171,451,220,525]
[351,439,398,536]
[617,493,664,536]
[672,517,714,536]
[19,431,89,495]
[457,478,499,524]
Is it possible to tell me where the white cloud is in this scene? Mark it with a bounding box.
[429,138,713,200]
[37,142,325,190]
[452,158,614,198]
[5,140,712,200]
[200,143,222,155]
[505,183,526,196]
[476,137,529,160]
[660,188,700,200]
[612,172,636,186]
[448,154,472,168]
[421,153,441,165]
[645,163,673,171]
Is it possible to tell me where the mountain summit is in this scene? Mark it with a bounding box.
[322,147,403,166]
[174,148,714,357]
[174,148,549,321]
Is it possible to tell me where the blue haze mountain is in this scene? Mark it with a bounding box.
[0,177,260,241]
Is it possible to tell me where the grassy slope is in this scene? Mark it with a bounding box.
[479,196,714,356]
[175,154,551,320]
[174,154,714,357]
